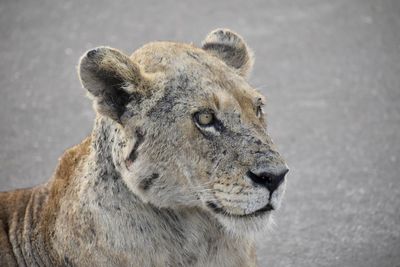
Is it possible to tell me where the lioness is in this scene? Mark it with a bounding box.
[0,29,288,267]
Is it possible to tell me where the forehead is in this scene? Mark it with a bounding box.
[130,41,264,111]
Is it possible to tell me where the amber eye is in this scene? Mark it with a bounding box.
[194,111,216,127]
[256,106,263,118]
[193,110,224,135]
[197,112,214,126]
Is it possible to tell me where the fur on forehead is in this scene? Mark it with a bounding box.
[128,41,264,119]
[209,80,266,124]
[129,42,227,75]
[129,29,254,79]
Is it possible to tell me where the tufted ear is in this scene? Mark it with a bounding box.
[202,28,254,77]
[78,47,149,122]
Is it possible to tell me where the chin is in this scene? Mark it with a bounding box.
[215,211,274,238]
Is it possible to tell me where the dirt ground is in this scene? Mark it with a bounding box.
[0,0,399,266]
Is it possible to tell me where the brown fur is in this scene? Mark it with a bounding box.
[0,137,91,266]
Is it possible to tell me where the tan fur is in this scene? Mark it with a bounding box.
[0,29,287,266]
[0,137,91,266]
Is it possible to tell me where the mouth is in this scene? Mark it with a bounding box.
[206,201,274,218]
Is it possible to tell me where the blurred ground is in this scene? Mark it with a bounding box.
[0,0,399,266]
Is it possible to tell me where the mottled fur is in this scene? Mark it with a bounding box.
[0,29,287,266]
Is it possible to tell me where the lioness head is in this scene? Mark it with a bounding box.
[78,29,288,235]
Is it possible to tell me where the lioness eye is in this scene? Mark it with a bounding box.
[193,110,224,134]
[198,112,214,125]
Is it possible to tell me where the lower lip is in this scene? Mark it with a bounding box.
[206,202,274,218]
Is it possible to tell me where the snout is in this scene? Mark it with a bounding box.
[246,165,289,193]
[203,151,289,219]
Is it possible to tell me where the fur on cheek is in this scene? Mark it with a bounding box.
[119,156,196,208]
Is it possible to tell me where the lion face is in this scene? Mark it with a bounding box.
[79,29,288,235]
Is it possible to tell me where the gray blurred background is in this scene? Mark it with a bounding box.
[1,0,399,266]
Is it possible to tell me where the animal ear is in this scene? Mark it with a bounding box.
[78,47,148,122]
[202,28,254,77]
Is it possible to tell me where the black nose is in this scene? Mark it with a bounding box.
[246,167,288,192]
